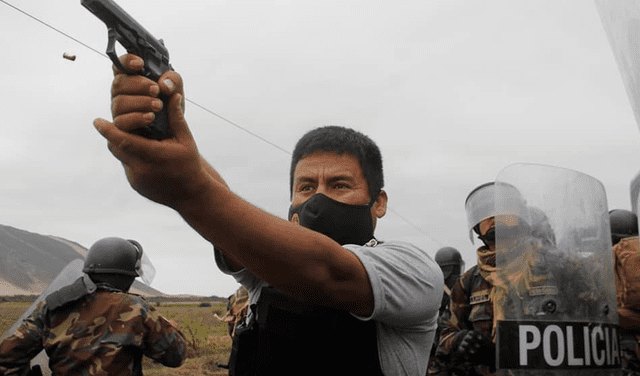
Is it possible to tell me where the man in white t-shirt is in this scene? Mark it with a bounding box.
[94,54,443,375]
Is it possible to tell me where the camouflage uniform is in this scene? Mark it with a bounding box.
[431,264,496,376]
[613,237,640,376]
[427,286,453,375]
[215,285,250,337]
[0,288,187,376]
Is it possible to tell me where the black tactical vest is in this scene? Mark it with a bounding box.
[229,286,384,376]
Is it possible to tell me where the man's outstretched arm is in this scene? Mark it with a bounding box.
[94,54,374,315]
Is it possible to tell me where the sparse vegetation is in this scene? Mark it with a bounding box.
[0,301,31,336]
[0,295,38,303]
[144,301,232,375]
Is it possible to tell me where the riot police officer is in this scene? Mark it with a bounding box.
[432,182,505,376]
[435,246,465,310]
[610,209,640,375]
[428,246,465,375]
[0,237,187,376]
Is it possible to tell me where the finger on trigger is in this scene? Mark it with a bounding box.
[112,54,144,75]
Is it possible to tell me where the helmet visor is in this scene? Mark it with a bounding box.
[138,251,156,286]
[128,239,156,286]
[465,184,496,243]
[466,182,528,243]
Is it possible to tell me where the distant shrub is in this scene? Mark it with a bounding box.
[199,302,212,308]
[0,295,37,303]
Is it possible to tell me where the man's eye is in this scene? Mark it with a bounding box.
[334,183,349,189]
[299,185,313,192]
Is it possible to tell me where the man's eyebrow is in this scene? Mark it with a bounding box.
[327,174,355,183]
[294,174,354,184]
[294,176,316,184]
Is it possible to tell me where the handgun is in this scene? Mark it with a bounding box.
[82,0,172,140]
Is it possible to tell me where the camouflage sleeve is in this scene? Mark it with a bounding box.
[142,303,188,367]
[434,275,470,367]
[0,302,46,376]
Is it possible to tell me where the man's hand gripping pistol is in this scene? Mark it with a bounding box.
[82,0,173,140]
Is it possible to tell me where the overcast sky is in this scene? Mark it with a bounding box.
[2,0,640,297]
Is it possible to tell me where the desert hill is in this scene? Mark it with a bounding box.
[0,224,165,297]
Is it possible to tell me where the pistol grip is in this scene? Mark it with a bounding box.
[130,93,170,140]
[105,28,170,140]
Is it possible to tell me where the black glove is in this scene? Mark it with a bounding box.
[455,330,495,368]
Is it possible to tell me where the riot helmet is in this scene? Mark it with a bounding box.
[435,246,465,270]
[465,181,529,245]
[435,246,465,289]
[609,209,638,246]
[528,206,556,247]
[84,237,142,276]
[465,182,495,244]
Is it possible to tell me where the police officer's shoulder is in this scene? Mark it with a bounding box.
[459,265,479,279]
[125,292,152,305]
[106,290,153,312]
[457,265,481,292]
[618,235,640,245]
[451,268,472,292]
[123,290,144,298]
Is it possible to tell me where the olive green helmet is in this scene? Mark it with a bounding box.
[434,246,464,269]
[609,209,638,245]
[83,237,142,277]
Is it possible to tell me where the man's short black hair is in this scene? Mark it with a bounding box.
[289,126,384,202]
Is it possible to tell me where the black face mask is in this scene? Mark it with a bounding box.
[288,193,375,246]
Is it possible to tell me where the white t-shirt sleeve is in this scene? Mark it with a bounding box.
[346,240,443,327]
[346,240,444,375]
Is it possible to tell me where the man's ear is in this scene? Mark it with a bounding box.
[372,190,388,219]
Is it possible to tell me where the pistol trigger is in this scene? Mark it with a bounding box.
[106,28,134,75]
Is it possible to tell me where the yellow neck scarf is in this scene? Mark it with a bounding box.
[476,246,507,342]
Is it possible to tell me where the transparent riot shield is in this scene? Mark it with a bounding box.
[630,169,640,214]
[595,0,640,133]
[1,259,85,376]
[494,164,620,375]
